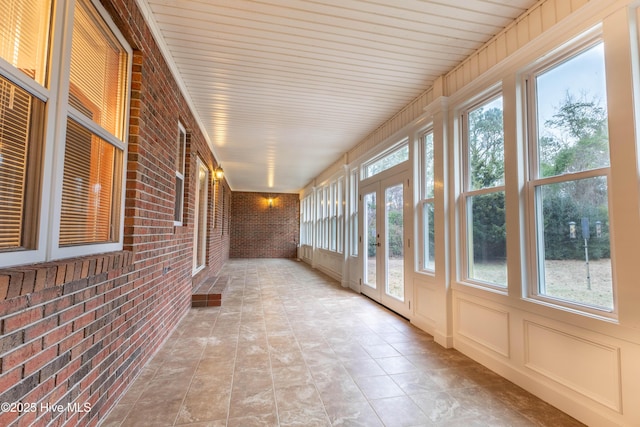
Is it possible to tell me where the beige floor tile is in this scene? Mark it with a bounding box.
[369,395,431,427]
[101,259,584,427]
[353,375,405,400]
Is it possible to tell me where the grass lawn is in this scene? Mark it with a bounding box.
[368,258,613,309]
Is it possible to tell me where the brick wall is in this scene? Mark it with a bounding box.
[230,192,300,258]
[0,0,229,425]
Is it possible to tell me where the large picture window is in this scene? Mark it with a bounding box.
[461,95,507,288]
[526,40,613,311]
[0,0,130,267]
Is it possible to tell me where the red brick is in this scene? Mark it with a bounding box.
[6,272,24,299]
[43,323,74,348]
[24,346,58,377]
[55,265,67,286]
[34,268,49,292]
[58,330,84,354]
[0,275,10,299]
[24,315,58,342]
[0,409,19,426]
[2,340,42,372]
[0,367,23,394]
[0,295,29,317]
[3,306,44,334]
[19,270,36,295]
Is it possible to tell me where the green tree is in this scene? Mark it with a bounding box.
[469,106,504,189]
[540,92,610,260]
[468,105,506,262]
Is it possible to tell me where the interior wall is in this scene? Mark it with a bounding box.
[229,192,300,258]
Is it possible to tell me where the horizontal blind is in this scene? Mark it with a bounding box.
[60,119,116,246]
[0,0,52,84]
[69,0,127,139]
[0,77,33,249]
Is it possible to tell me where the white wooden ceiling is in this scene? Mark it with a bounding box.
[137,0,538,193]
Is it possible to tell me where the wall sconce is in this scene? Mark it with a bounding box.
[267,197,274,208]
[213,165,224,182]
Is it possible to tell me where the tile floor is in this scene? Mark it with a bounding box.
[101,259,584,427]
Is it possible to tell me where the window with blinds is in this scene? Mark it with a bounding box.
[68,0,127,139]
[0,0,52,84]
[0,0,130,267]
[59,0,127,247]
[0,76,44,251]
[60,119,118,246]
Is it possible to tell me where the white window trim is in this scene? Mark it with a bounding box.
[0,0,132,268]
[418,129,435,274]
[174,122,187,226]
[193,157,209,275]
[522,33,615,317]
[458,90,507,291]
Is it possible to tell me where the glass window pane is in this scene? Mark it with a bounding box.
[423,201,435,271]
[0,76,44,250]
[536,177,612,309]
[60,119,119,246]
[424,132,434,198]
[364,144,408,179]
[0,0,52,84]
[69,0,128,139]
[536,43,609,178]
[364,192,376,288]
[174,175,183,223]
[468,97,504,190]
[467,191,507,286]
[177,126,186,175]
[386,184,404,301]
[194,163,208,269]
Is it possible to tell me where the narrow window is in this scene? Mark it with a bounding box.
[349,169,358,257]
[174,123,186,225]
[330,181,337,251]
[421,131,435,272]
[461,95,507,287]
[193,158,208,273]
[337,177,344,254]
[527,41,612,310]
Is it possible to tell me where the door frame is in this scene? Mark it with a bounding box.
[359,168,411,318]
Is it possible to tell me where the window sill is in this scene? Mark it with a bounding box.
[0,251,134,301]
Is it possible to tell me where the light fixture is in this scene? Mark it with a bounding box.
[267,197,274,208]
[213,165,224,182]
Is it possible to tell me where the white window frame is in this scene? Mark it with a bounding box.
[419,129,435,273]
[349,169,359,257]
[337,176,344,254]
[174,122,187,225]
[316,187,324,249]
[361,139,409,180]
[459,90,507,290]
[523,33,615,316]
[193,157,209,274]
[0,0,132,268]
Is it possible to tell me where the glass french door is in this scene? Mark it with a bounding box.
[360,172,409,316]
